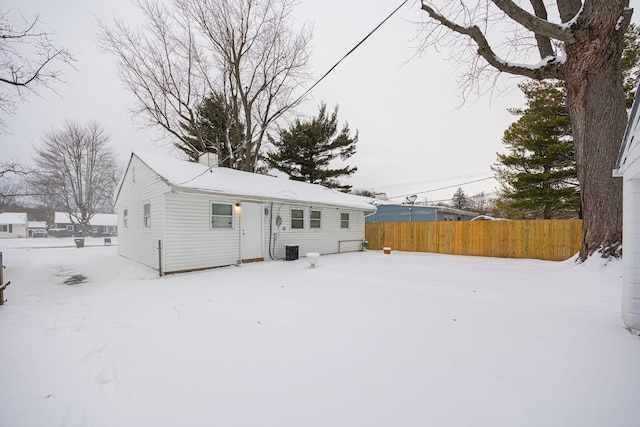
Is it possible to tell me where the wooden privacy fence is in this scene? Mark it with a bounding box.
[365,219,582,261]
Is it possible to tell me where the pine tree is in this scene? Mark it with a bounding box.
[493,24,640,220]
[179,92,245,168]
[451,187,470,210]
[493,81,579,219]
[267,103,357,191]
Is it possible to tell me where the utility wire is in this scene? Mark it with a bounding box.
[373,171,493,190]
[389,176,496,200]
[292,0,409,106]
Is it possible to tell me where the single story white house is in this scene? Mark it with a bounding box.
[114,152,376,274]
[614,84,640,331]
[0,212,28,238]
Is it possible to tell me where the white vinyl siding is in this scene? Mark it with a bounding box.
[164,193,239,272]
[211,203,233,228]
[291,208,304,229]
[267,205,366,258]
[114,156,168,270]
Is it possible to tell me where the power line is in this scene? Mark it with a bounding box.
[292,0,409,106]
[388,176,497,200]
[372,171,493,190]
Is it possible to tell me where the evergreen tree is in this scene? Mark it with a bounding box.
[451,187,470,210]
[493,24,640,220]
[267,103,357,191]
[493,81,579,219]
[179,92,245,169]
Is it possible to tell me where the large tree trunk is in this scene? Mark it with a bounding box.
[565,1,626,260]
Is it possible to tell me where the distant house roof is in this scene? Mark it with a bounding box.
[28,221,47,229]
[615,84,640,176]
[89,214,117,227]
[122,152,376,211]
[0,212,27,224]
[372,202,478,216]
[54,212,117,226]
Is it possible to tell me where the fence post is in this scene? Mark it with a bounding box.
[158,240,163,277]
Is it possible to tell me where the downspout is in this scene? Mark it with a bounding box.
[237,202,242,265]
[268,202,275,260]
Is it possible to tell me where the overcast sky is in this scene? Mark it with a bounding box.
[3,0,638,204]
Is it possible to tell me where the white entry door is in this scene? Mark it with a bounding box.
[241,202,264,261]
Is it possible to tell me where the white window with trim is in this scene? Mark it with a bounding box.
[310,210,322,229]
[0,224,10,232]
[291,208,304,229]
[123,209,128,228]
[211,203,233,228]
[340,212,350,229]
[143,203,151,228]
[66,225,74,231]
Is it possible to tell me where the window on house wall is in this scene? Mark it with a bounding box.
[310,210,321,229]
[340,212,350,229]
[66,225,74,231]
[143,203,151,228]
[291,209,304,229]
[211,203,233,228]
[0,225,8,232]
[123,209,128,228]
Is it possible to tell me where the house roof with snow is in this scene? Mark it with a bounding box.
[615,84,640,176]
[0,212,28,224]
[54,212,117,226]
[372,201,478,216]
[121,152,376,211]
[28,221,47,229]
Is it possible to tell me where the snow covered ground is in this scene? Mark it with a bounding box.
[0,238,638,427]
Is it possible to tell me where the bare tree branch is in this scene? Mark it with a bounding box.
[528,0,555,58]
[491,0,576,43]
[99,0,311,172]
[0,10,75,132]
[420,2,565,81]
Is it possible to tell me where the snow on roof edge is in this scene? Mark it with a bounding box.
[132,152,376,211]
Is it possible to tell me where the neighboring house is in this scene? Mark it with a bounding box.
[49,212,82,237]
[366,203,478,223]
[0,212,28,238]
[613,84,640,331]
[49,212,118,237]
[87,214,118,236]
[114,152,376,274]
[28,221,47,237]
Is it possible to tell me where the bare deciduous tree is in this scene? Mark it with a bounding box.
[0,10,74,131]
[419,0,630,260]
[0,161,26,207]
[468,191,495,216]
[98,0,311,172]
[30,121,120,236]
